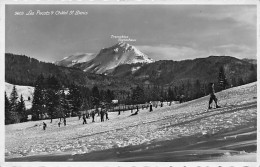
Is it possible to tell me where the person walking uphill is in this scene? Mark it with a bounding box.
[208,83,221,109]
[43,122,47,130]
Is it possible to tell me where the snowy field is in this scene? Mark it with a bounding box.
[5,82,257,161]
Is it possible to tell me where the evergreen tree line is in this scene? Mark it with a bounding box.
[30,74,116,122]
[128,65,257,104]
[5,74,116,124]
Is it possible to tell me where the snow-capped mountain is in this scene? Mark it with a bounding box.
[73,42,154,74]
[55,53,96,67]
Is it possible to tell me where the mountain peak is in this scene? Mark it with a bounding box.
[72,42,154,74]
[117,42,129,48]
[56,42,154,74]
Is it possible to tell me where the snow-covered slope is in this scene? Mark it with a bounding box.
[55,53,96,67]
[5,82,34,109]
[74,42,154,74]
[5,82,257,161]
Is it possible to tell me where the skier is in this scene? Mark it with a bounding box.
[43,122,47,130]
[91,110,95,122]
[149,102,153,112]
[83,114,87,124]
[130,108,139,116]
[58,122,61,127]
[161,101,163,107]
[208,83,221,109]
[63,117,66,126]
[105,109,109,120]
[100,109,104,122]
[86,111,89,119]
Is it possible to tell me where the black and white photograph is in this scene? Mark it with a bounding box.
[2,0,258,164]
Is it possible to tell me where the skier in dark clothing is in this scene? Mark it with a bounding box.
[105,110,109,120]
[149,102,153,112]
[58,122,61,127]
[43,122,47,130]
[63,117,66,126]
[83,114,87,124]
[91,110,95,122]
[208,83,221,109]
[100,109,104,122]
[136,105,139,112]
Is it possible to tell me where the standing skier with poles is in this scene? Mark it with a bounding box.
[208,83,221,109]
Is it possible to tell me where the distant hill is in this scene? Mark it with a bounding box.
[6,53,256,93]
[55,53,96,67]
[111,56,257,86]
[5,53,90,86]
[5,53,137,90]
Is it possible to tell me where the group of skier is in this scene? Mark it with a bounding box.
[43,83,220,130]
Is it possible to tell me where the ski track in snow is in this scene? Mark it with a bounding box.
[5,83,257,159]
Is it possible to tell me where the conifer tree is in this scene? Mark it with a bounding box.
[68,83,82,117]
[45,75,60,122]
[132,85,145,104]
[167,87,174,101]
[151,85,160,101]
[5,91,12,124]
[31,74,44,120]
[17,94,27,122]
[58,90,69,119]
[91,85,100,108]
[9,86,20,123]
[105,89,114,103]
[218,66,228,90]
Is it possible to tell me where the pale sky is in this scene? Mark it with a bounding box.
[5,5,257,62]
